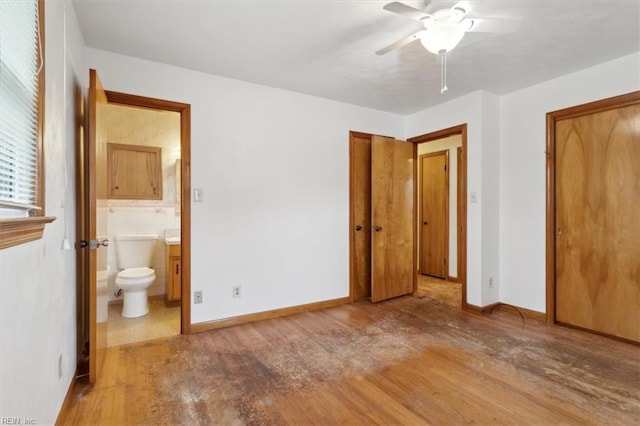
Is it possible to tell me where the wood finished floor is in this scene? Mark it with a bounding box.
[415,274,461,308]
[59,286,640,425]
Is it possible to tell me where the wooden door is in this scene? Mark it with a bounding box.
[419,151,449,278]
[84,69,108,382]
[350,133,372,301]
[371,136,415,302]
[555,100,640,342]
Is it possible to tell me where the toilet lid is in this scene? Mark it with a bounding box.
[118,267,154,278]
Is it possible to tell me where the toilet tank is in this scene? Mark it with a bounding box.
[115,234,158,269]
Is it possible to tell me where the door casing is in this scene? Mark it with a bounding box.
[409,125,468,309]
[78,76,193,383]
[105,90,192,335]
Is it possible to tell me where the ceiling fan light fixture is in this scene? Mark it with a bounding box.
[419,20,466,54]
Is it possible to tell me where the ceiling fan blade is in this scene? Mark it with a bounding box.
[452,0,481,16]
[424,0,458,14]
[376,30,426,55]
[383,2,431,21]
[465,18,521,33]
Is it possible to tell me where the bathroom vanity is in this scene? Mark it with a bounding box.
[165,238,181,306]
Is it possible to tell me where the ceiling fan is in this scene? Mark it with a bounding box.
[378,1,520,93]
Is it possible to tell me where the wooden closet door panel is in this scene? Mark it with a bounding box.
[351,134,372,301]
[555,103,640,342]
[371,136,414,303]
[420,152,448,278]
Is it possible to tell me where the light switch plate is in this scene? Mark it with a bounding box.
[193,188,203,202]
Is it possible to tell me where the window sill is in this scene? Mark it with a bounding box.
[0,216,56,250]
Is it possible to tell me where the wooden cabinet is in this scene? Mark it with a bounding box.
[108,143,162,200]
[166,243,181,305]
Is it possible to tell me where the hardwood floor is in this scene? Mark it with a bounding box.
[58,291,640,425]
[416,274,461,308]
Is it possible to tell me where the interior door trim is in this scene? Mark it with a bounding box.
[105,90,193,334]
[409,124,468,310]
[545,91,640,325]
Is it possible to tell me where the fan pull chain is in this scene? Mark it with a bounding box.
[439,50,448,93]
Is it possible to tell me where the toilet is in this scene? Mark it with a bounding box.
[115,234,158,318]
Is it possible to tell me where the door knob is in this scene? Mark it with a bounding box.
[355,225,363,231]
[373,226,383,232]
[79,238,109,249]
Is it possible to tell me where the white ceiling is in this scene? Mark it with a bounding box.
[72,0,640,115]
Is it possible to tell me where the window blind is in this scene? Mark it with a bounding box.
[0,0,42,210]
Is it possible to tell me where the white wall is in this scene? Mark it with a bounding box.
[499,52,640,312]
[0,2,86,423]
[480,93,501,304]
[85,48,404,323]
[405,91,500,307]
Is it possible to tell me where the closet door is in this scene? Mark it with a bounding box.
[350,133,372,301]
[555,100,640,342]
[371,136,415,302]
[419,151,449,278]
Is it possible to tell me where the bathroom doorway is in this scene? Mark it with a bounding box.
[102,102,183,347]
[79,69,191,382]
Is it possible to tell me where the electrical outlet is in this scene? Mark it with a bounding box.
[194,290,203,304]
[489,277,494,288]
[232,285,241,299]
[58,353,63,379]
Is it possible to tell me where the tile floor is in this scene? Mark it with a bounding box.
[107,298,180,347]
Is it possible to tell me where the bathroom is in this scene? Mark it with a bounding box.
[97,102,182,346]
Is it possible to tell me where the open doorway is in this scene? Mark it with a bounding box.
[100,102,182,346]
[409,125,467,309]
[79,70,191,383]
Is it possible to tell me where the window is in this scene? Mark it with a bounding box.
[0,0,53,249]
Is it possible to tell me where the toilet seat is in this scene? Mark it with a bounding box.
[116,267,156,292]
[117,267,155,280]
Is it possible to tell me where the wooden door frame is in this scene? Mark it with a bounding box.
[105,90,192,334]
[418,150,450,278]
[545,91,640,325]
[409,124,468,309]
